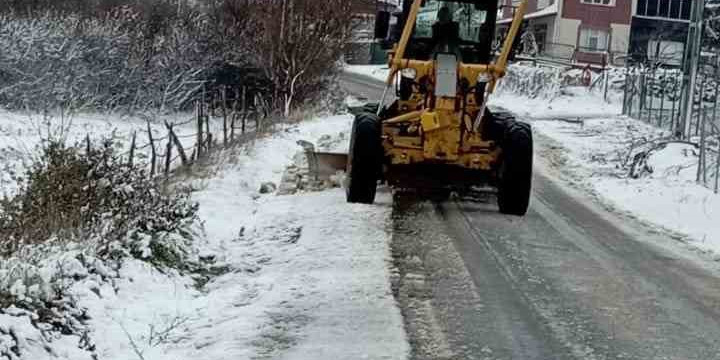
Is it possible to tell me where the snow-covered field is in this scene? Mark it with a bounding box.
[0,111,408,360]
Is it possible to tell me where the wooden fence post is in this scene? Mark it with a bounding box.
[230,112,237,141]
[196,101,203,160]
[221,85,228,146]
[147,121,156,177]
[205,109,211,151]
[230,88,239,140]
[128,131,137,167]
[164,134,172,176]
[165,121,189,166]
[241,86,247,134]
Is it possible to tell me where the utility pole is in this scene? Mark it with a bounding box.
[679,0,705,139]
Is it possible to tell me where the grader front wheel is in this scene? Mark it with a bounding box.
[346,113,382,204]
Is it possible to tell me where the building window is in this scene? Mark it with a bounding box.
[579,28,609,52]
[636,0,691,20]
[534,23,548,53]
[581,0,614,5]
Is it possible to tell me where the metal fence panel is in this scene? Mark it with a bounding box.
[622,65,720,192]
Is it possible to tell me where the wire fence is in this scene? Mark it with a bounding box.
[117,85,269,179]
[622,65,720,193]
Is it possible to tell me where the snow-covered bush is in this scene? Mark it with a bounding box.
[0,138,199,267]
[497,63,633,100]
[0,0,355,116]
[0,136,202,360]
[0,245,106,352]
[624,67,719,104]
[497,63,563,99]
[0,9,212,113]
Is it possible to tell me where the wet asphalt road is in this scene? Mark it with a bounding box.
[340,71,720,360]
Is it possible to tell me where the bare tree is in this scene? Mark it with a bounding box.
[248,0,355,117]
[0,0,354,115]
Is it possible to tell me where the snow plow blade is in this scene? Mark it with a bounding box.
[297,140,347,181]
[310,152,348,180]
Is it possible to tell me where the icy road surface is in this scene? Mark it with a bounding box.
[341,70,720,360]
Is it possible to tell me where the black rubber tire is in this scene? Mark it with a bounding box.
[346,113,382,204]
[497,120,533,216]
[481,109,514,142]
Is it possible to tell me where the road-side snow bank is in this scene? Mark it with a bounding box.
[154,114,408,360]
[0,140,202,360]
[534,116,720,257]
[1,112,408,359]
[0,113,407,360]
[166,189,406,360]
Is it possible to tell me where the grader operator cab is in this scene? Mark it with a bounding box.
[346,0,532,215]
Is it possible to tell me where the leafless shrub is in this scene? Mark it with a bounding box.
[0,7,213,113]
[0,138,199,267]
[620,138,700,179]
[244,0,355,116]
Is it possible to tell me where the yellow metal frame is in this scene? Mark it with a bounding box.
[381,0,528,171]
[386,0,528,90]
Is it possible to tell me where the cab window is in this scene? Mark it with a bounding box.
[413,0,487,43]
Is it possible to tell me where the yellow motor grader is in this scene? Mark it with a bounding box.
[345,0,532,215]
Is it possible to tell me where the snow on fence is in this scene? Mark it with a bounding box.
[497,63,621,100]
[622,67,720,193]
[497,63,564,99]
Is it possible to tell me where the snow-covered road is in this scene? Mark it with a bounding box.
[345,64,720,256]
[341,68,720,360]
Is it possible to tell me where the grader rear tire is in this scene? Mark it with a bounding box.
[346,113,382,204]
[497,121,533,216]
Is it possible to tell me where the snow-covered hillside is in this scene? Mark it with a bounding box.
[0,112,409,360]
